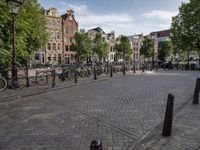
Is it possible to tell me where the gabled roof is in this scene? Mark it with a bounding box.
[88,27,106,34]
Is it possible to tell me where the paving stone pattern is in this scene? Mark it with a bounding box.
[0,71,199,150]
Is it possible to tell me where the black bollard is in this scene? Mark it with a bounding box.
[94,67,97,80]
[90,140,102,150]
[142,65,144,72]
[74,69,78,83]
[162,94,174,137]
[123,65,126,75]
[110,66,113,77]
[52,69,56,88]
[193,78,200,104]
[133,64,136,74]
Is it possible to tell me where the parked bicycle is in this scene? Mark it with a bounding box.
[59,64,74,81]
[0,73,8,92]
[11,67,51,90]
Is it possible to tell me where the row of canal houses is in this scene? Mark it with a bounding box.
[33,7,170,66]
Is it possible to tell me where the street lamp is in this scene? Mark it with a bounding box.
[6,0,24,79]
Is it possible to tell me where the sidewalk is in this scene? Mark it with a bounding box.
[133,101,200,150]
[0,71,141,102]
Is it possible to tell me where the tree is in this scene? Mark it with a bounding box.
[114,35,132,62]
[0,0,48,68]
[158,40,173,61]
[93,33,109,62]
[171,0,200,66]
[71,29,92,63]
[140,37,154,61]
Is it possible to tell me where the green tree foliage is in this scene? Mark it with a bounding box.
[171,0,200,64]
[93,33,109,62]
[158,40,173,61]
[0,1,12,68]
[114,35,132,62]
[140,37,154,60]
[71,29,92,63]
[0,0,48,68]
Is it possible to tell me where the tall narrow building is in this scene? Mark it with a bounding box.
[61,9,79,64]
[45,8,63,64]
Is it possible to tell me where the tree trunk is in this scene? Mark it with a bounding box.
[187,51,190,70]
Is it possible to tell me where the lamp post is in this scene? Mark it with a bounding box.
[6,0,24,79]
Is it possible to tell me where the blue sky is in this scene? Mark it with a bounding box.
[38,0,189,36]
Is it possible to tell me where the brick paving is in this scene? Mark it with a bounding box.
[134,103,200,150]
[0,71,199,150]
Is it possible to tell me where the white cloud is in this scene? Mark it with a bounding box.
[67,4,89,15]
[57,4,176,36]
[143,10,178,20]
[58,1,67,5]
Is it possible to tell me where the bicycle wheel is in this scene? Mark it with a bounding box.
[11,75,27,90]
[0,77,7,92]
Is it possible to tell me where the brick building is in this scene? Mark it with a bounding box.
[33,8,78,65]
[62,9,78,64]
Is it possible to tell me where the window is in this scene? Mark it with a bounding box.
[35,53,40,60]
[47,43,51,50]
[110,47,113,52]
[48,56,51,62]
[53,43,56,50]
[69,28,73,34]
[42,54,45,63]
[53,54,56,61]
[65,45,68,51]
[70,37,73,43]
[51,32,56,39]
[58,43,61,50]
[65,37,69,43]
[66,27,68,33]
[57,32,61,39]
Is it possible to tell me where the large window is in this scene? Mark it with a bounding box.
[66,27,69,33]
[47,43,51,50]
[65,45,68,51]
[70,37,73,43]
[53,43,56,50]
[58,43,61,50]
[69,28,73,34]
[35,53,40,60]
[57,32,61,39]
[48,54,52,62]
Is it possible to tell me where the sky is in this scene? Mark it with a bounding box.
[38,0,189,36]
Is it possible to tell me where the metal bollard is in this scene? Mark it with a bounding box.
[52,69,56,88]
[123,65,126,75]
[90,140,102,150]
[133,64,136,74]
[193,78,200,104]
[74,69,78,83]
[110,66,113,77]
[94,67,97,80]
[162,94,174,136]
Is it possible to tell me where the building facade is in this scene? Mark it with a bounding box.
[62,9,78,64]
[87,27,116,62]
[45,8,63,64]
[128,34,144,62]
[33,8,78,65]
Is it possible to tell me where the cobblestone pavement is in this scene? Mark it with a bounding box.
[0,71,199,150]
[0,71,129,101]
[134,103,200,150]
